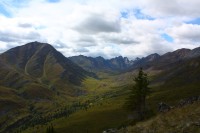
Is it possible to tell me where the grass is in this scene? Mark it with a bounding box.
[22,95,130,133]
[119,101,200,133]
[21,74,132,133]
[0,86,29,133]
[53,96,128,133]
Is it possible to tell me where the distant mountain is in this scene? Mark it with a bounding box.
[128,47,200,71]
[129,53,160,70]
[69,55,134,72]
[127,47,200,89]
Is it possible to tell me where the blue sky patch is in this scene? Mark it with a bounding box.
[121,9,155,20]
[0,4,12,17]
[161,33,174,43]
[47,0,60,3]
[121,11,129,19]
[134,9,155,20]
[186,18,200,25]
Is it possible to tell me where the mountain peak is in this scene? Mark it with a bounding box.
[145,53,160,61]
[23,41,54,51]
[174,48,191,56]
[0,42,93,86]
[187,47,200,58]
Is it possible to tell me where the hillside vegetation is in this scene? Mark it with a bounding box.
[119,101,200,133]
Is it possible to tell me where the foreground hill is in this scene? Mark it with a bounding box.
[119,101,200,133]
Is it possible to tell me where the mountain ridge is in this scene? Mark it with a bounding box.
[69,55,134,72]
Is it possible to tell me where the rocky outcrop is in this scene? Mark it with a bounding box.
[177,96,200,108]
[158,96,200,112]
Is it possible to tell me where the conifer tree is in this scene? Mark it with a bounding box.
[126,67,150,120]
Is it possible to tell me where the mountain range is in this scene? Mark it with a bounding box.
[69,55,134,73]
[69,46,200,73]
[0,42,200,133]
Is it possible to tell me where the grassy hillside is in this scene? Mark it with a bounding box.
[119,101,200,133]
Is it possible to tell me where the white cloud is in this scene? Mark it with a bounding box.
[0,0,200,59]
[166,24,200,49]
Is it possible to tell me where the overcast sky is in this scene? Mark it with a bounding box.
[0,0,200,59]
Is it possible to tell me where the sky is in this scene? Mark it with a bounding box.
[0,0,200,59]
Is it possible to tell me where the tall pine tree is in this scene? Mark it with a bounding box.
[126,67,150,120]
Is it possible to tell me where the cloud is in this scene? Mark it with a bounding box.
[73,13,121,34]
[100,33,138,45]
[0,30,41,43]
[139,0,200,18]
[74,35,97,47]
[73,48,89,53]
[53,40,68,48]
[0,0,200,59]
[167,24,200,47]
[18,23,33,28]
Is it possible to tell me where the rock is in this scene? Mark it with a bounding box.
[158,102,171,112]
[178,96,200,107]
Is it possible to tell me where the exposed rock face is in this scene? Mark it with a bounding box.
[69,55,134,72]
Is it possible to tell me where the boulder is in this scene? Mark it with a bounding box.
[158,102,171,112]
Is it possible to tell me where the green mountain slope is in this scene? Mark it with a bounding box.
[0,42,95,133]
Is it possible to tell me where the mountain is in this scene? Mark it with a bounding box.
[128,53,160,70]
[69,47,200,74]
[128,47,200,71]
[127,47,200,91]
[69,55,134,72]
[0,42,93,87]
[0,42,97,132]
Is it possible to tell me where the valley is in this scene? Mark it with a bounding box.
[0,42,200,133]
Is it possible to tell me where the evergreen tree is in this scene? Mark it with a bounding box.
[126,67,150,120]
